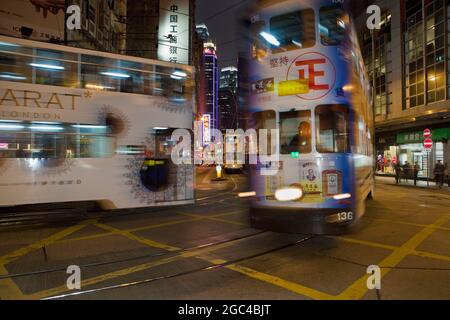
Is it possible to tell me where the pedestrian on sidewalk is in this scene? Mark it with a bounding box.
[434,160,445,188]
[403,161,412,183]
[394,162,402,184]
[445,164,450,187]
[413,162,420,186]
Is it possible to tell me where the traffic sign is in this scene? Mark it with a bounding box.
[423,128,431,138]
[424,138,433,149]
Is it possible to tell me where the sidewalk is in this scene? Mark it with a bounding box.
[376,175,450,192]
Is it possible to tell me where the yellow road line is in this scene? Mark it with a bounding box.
[56,210,245,246]
[128,218,201,232]
[95,223,178,252]
[337,216,448,300]
[227,264,337,300]
[412,250,450,262]
[374,218,450,232]
[335,235,450,263]
[180,213,247,227]
[0,265,24,300]
[58,217,200,245]
[26,229,259,299]
[333,236,399,251]
[176,209,245,218]
[0,219,96,266]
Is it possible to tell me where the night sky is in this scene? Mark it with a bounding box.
[196,0,255,69]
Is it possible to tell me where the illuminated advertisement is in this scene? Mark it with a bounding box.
[202,114,211,145]
[299,161,323,203]
[285,52,336,100]
[158,0,190,64]
[251,77,274,95]
[0,0,65,42]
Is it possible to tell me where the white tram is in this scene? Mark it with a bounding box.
[0,35,195,209]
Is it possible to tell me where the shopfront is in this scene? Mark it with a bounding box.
[376,127,450,178]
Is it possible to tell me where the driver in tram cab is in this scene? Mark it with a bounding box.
[289,121,311,154]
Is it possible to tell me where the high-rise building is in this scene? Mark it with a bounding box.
[220,66,238,93]
[193,23,210,118]
[0,0,196,62]
[202,41,219,135]
[196,24,210,41]
[237,52,250,130]
[124,0,159,58]
[67,0,127,54]
[0,0,127,53]
[219,66,239,130]
[351,0,450,178]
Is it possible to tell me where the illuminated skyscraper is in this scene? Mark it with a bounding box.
[203,41,219,135]
[219,66,238,130]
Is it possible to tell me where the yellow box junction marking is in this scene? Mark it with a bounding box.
[0,265,23,300]
[0,219,96,266]
[95,223,179,252]
[337,216,448,300]
[0,219,97,300]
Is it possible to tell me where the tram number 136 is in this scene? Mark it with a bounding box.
[338,212,354,222]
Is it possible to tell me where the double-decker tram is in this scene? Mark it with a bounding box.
[0,35,194,210]
[248,0,374,234]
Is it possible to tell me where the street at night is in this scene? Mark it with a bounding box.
[0,168,448,300]
[0,0,449,312]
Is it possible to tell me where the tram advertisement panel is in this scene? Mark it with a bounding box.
[0,81,194,209]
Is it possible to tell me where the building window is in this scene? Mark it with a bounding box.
[362,11,391,116]
[425,0,446,104]
[404,1,425,109]
[404,0,447,109]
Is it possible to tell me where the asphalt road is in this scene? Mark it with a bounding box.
[0,167,449,300]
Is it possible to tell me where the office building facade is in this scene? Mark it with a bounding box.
[352,0,450,177]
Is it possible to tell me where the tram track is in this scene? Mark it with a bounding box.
[0,174,243,228]
[42,234,316,300]
[0,228,267,281]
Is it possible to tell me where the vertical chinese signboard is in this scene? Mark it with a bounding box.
[158,0,190,64]
[202,114,211,145]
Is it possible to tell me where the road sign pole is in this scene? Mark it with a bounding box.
[423,129,433,187]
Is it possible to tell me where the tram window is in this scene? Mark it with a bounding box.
[34,49,78,87]
[0,53,32,83]
[319,6,348,46]
[269,9,315,53]
[0,124,115,159]
[251,110,276,155]
[352,114,368,155]
[315,105,350,153]
[280,110,312,155]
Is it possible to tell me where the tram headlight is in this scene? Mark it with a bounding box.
[275,187,303,202]
[333,193,352,200]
